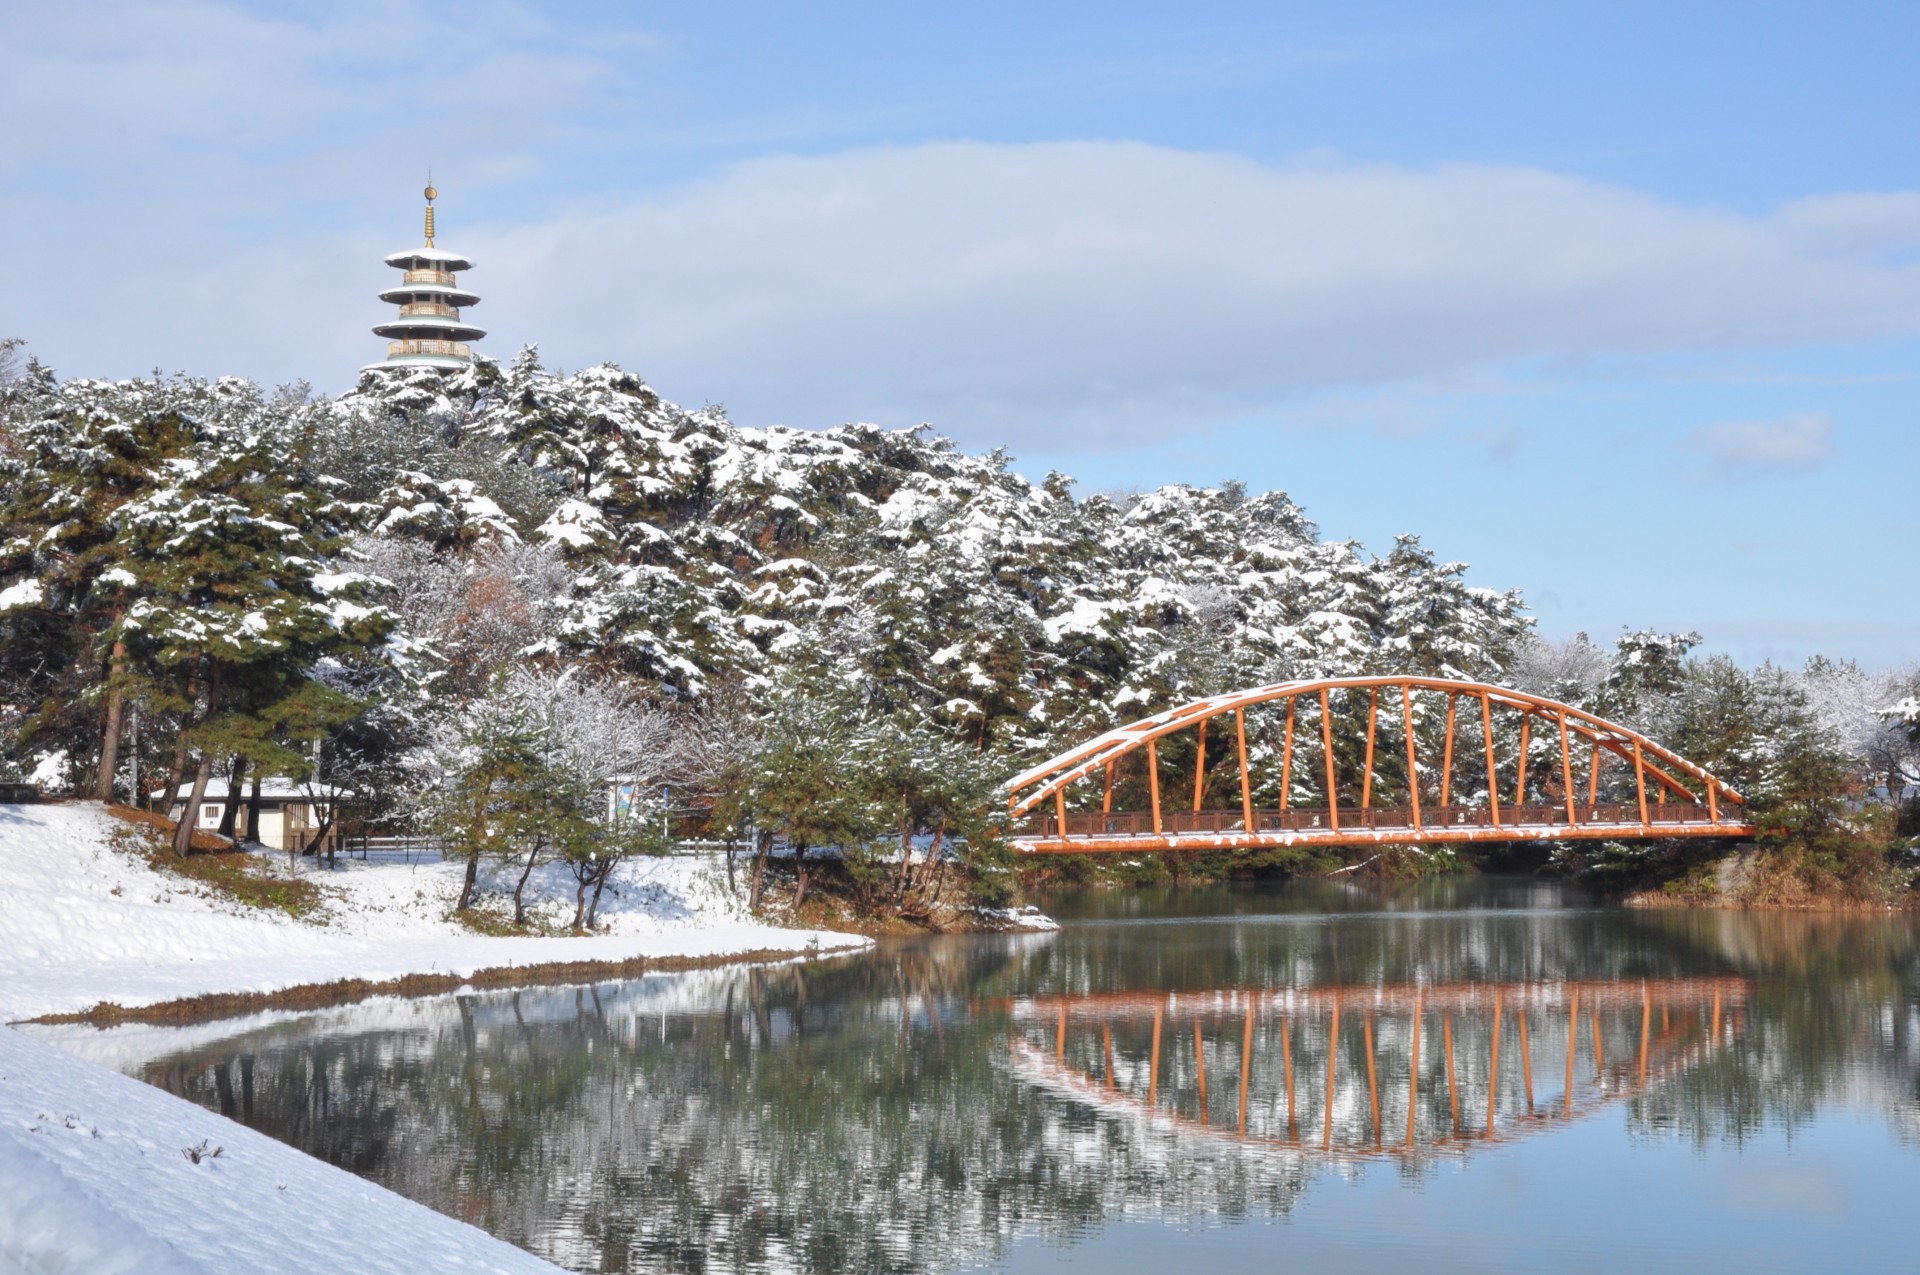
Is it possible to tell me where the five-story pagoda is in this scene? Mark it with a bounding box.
[368,182,484,371]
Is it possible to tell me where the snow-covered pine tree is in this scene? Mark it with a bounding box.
[0,364,199,798]
[105,389,395,851]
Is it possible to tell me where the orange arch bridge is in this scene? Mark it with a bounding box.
[1006,676,1757,854]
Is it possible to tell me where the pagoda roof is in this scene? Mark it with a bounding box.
[383,245,474,270]
[377,282,480,307]
[372,315,487,341]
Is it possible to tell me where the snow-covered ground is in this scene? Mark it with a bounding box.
[0,801,869,1022]
[0,1024,566,1273]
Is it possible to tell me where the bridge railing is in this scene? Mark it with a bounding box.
[1021,801,1735,840]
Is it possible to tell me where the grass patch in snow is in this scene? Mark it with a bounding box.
[147,846,330,920]
[103,809,331,921]
[448,902,549,937]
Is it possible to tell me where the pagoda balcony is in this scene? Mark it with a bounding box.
[398,300,461,319]
[387,339,471,359]
[402,268,458,286]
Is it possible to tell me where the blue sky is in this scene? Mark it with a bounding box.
[4,1,1916,667]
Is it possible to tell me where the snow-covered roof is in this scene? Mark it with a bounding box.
[150,778,349,802]
[371,315,487,341]
[383,246,474,270]
[376,282,480,306]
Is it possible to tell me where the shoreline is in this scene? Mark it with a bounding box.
[1,801,873,1026]
[19,944,861,1029]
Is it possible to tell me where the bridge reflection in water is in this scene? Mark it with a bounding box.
[1007,977,1750,1160]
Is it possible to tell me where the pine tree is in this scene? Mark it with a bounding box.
[107,396,394,851]
[0,365,198,798]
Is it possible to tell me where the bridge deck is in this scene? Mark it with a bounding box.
[1011,801,1756,854]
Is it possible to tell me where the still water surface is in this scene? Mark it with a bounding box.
[78,880,1920,1272]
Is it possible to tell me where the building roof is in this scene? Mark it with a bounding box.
[151,778,349,802]
[382,246,474,270]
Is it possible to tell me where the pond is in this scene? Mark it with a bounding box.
[47,879,1920,1273]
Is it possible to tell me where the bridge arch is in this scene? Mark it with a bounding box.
[1006,676,1755,853]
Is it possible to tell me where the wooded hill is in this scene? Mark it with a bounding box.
[2,349,1913,912]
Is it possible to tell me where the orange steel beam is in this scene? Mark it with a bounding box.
[1442,693,1457,807]
[1589,739,1602,806]
[1192,717,1207,813]
[1481,693,1502,829]
[1006,676,1746,819]
[1634,738,1650,829]
[1514,712,1531,807]
[1707,771,1719,824]
[1009,817,1748,855]
[1638,985,1651,1085]
[1102,761,1114,814]
[1006,976,1752,1020]
[1444,1013,1459,1132]
[1401,684,1422,829]
[1487,989,1502,1136]
[1055,787,1068,844]
[1565,989,1579,1118]
[1364,1015,1380,1144]
[1324,1000,1339,1151]
[1321,688,1339,832]
[1558,712,1577,827]
[1519,1011,1533,1110]
[1280,697,1295,811]
[1282,1016,1296,1136]
[1235,708,1254,832]
[1406,989,1422,1148]
[1148,738,1162,836]
[1195,1020,1209,1121]
[1150,1004,1163,1104]
[1361,688,1379,810]
[1238,1007,1253,1135]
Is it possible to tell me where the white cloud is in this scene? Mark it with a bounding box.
[464,143,1920,443]
[1688,412,1836,474]
[8,136,1920,454]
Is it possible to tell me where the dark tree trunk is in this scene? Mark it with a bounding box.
[573,867,591,932]
[748,829,772,911]
[586,858,618,930]
[457,853,480,911]
[915,821,946,893]
[94,637,128,803]
[173,752,215,856]
[160,661,202,812]
[171,665,221,854]
[892,814,915,901]
[792,845,811,910]
[512,837,544,926]
[245,770,264,847]
[213,1060,236,1118]
[302,806,338,862]
[217,755,246,840]
[129,706,142,812]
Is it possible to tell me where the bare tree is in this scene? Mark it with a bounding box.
[670,682,765,894]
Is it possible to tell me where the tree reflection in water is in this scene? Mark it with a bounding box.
[112,883,1920,1274]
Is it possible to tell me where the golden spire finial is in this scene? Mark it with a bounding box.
[423,174,437,247]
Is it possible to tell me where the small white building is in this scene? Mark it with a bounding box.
[153,779,346,852]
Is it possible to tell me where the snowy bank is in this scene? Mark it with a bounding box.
[0,802,868,1022]
[0,1025,563,1273]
